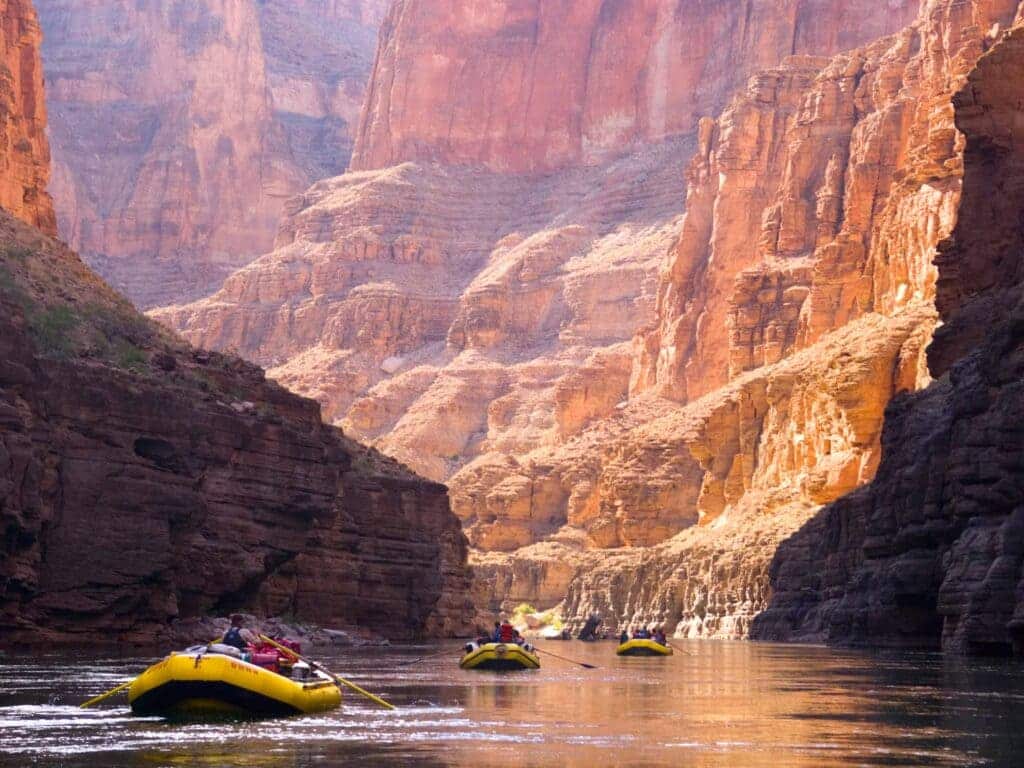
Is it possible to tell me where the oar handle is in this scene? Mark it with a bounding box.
[258,634,395,711]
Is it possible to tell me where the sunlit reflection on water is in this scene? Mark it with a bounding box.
[1,641,1022,766]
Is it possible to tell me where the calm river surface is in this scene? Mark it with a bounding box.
[1,640,1022,767]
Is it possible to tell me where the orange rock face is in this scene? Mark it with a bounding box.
[0,0,55,234]
[160,0,1019,635]
[755,22,1024,654]
[37,0,387,308]
[353,0,919,174]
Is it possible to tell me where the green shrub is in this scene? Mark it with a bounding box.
[1,245,33,262]
[29,305,78,358]
[113,340,148,371]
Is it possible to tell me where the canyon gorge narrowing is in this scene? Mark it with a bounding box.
[34,0,1024,652]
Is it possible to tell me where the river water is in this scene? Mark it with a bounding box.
[1,640,1022,767]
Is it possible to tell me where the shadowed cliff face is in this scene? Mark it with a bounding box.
[0,208,473,645]
[0,0,55,234]
[159,0,1021,637]
[36,0,388,309]
[753,21,1024,656]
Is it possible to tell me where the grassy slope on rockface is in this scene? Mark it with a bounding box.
[0,207,416,479]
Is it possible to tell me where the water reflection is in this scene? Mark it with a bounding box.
[1,641,1022,767]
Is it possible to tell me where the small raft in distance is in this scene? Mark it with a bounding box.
[129,650,341,718]
[459,642,541,671]
[616,639,673,657]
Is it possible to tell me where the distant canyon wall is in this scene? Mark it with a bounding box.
[0,0,54,234]
[353,0,920,173]
[36,0,388,309]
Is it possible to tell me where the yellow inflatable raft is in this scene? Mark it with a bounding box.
[459,642,541,671]
[129,651,341,718]
[616,639,673,657]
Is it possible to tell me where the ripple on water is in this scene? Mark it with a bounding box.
[1,643,1023,767]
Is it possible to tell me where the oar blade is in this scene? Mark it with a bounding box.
[534,646,598,669]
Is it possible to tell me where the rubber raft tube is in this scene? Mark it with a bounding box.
[459,642,541,671]
[129,651,341,718]
[616,639,673,657]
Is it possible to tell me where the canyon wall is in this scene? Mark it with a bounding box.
[37,0,387,309]
[0,0,54,234]
[353,0,919,173]
[0,208,472,645]
[158,0,1023,639]
[0,2,471,644]
[550,0,1021,637]
[753,19,1024,655]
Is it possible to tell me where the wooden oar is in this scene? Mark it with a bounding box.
[666,640,694,656]
[259,635,395,711]
[395,647,457,667]
[80,680,132,709]
[534,646,598,669]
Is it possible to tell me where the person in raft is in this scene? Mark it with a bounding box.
[494,617,517,644]
[619,629,629,644]
[633,626,651,640]
[654,628,667,646]
[222,614,260,651]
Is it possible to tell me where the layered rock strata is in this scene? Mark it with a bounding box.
[160,0,921,519]
[37,0,387,309]
[160,0,1017,637]
[0,209,472,645]
[354,0,919,173]
[753,20,1024,655]
[540,0,1021,636]
[0,0,54,234]
[156,137,695,490]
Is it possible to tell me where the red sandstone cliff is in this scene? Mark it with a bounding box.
[353,0,919,173]
[159,0,1022,643]
[37,0,388,309]
[754,19,1024,655]
[0,0,54,234]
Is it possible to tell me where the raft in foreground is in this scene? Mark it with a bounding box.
[459,642,541,671]
[616,639,673,657]
[129,652,341,718]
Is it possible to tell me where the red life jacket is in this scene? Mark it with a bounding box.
[499,623,515,642]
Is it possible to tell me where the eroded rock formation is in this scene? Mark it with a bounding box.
[37,0,387,309]
[753,19,1024,655]
[0,0,54,234]
[544,0,1020,637]
[159,0,1022,639]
